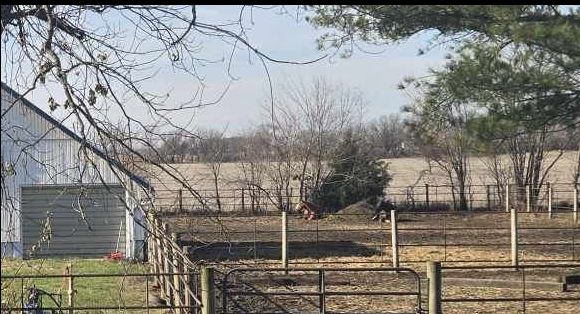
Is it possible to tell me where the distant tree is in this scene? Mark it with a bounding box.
[404,81,474,211]
[277,77,364,200]
[258,77,364,209]
[1,5,322,219]
[155,132,190,163]
[364,114,414,158]
[312,129,391,211]
[197,128,227,211]
[470,116,575,208]
[236,126,271,211]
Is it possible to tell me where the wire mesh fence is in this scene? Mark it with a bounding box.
[218,267,425,314]
[439,264,580,314]
[153,183,579,214]
[165,209,579,267]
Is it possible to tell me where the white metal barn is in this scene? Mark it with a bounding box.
[1,83,151,259]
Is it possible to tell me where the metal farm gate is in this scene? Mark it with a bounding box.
[220,267,424,314]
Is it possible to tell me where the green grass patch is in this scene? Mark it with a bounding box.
[1,258,157,313]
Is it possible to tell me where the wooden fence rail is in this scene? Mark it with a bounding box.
[147,212,202,313]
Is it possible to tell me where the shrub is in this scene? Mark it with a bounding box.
[311,130,391,211]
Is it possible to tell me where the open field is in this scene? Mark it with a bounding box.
[0,258,164,313]
[147,151,578,191]
[144,150,578,211]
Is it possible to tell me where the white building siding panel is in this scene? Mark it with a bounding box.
[1,87,127,246]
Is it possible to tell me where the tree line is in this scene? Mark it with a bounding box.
[139,76,578,212]
[141,113,415,164]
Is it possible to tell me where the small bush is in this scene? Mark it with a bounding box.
[311,130,392,211]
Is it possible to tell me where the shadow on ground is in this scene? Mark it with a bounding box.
[180,240,382,262]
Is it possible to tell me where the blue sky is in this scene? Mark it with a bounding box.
[12,5,450,136]
[182,5,449,134]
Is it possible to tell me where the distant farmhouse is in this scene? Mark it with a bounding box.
[1,83,151,259]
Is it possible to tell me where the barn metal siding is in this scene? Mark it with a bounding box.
[21,185,126,257]
[1,84,148,259]
[1,90,123,184]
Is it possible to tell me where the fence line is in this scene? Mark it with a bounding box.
[219,267,424,314]
[435,263,580,314]
[146,212,202,313]
[1,272,201,313]
[168,210,579,267]
[153,183,579,214]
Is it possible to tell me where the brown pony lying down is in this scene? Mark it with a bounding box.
[294,200,325,220]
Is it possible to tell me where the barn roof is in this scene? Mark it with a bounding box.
[1,82,152,191]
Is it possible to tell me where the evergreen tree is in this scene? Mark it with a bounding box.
[311,130,391,211]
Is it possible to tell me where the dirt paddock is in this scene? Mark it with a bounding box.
[163,209,580,313]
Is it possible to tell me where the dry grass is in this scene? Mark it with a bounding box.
[149,151,579,313]
[170,211,578,264]
[146,150,577,189]
[145,150,578,210]
[164,210,579,313]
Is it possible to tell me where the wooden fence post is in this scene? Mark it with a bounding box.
[151,221,161,289]
[66,263,74,314]
[425,184,430,211]
[505,184,510,213]
[182,246,193,313]
[171,233,182,308]
[547,182,552,219]
[251,187,256,212]
[178,189,183,213]
[511,206,519,268]
[162,223,173,304]
[574,185,578,224]
[391,210,399,268]
[526,185,531,213]
[201,267,216,314]
[155,219,166,299]
[147,213,157,285]
[486,185,491,210]
[146,214,152,263]
[427,261,442,314]
[241,188,245,211]
[282,211,289,271]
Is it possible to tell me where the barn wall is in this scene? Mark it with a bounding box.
[21,185,127,257]
[1,86,146,259]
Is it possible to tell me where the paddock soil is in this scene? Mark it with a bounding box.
[162,209,580,313]
[213,267,580,314]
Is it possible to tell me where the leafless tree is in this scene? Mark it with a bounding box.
[1,5,323,206]
[197,128,228,211]
[479,145,512,207]
[364,113,414,158]
[268,77,365,203]
[235,126,271,211]
[1,5,326,279]
[504,126,574,208]
[405,90,473,211]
